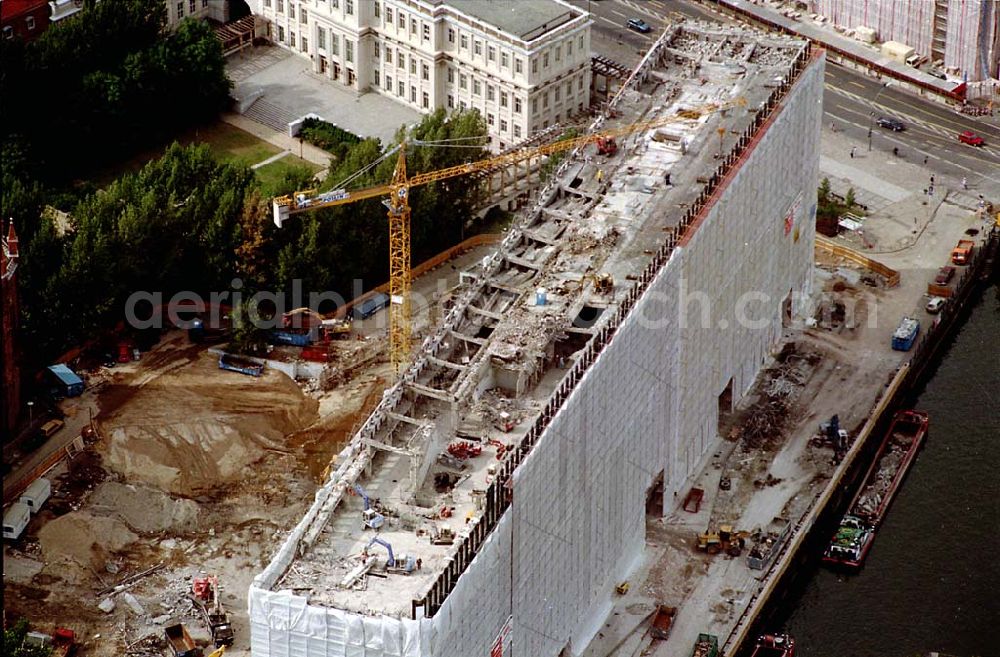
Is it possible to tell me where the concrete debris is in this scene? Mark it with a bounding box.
[121,592,146,616]
[98,597,116,614]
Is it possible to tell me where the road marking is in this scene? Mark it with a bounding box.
[611,9,629,20]
[650,0,666,8]
[595,14,622,29]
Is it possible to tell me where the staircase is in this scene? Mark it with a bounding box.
[242,98,297,133]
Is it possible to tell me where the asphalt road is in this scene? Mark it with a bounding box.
[574,0,1000,187]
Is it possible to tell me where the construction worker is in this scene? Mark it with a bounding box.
[596,168,604,183]
[850,147,856,159]
[962,177,968,190]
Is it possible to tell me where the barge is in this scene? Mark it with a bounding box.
[823,410,929,567]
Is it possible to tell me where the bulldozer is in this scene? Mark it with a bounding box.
[696,525,751,557]
[585,273,614,295]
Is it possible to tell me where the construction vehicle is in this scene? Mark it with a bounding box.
[353,484,386,530]
[692,633,719,657]
[24,628,76,657]
[165,623,201,657]
[283,307,352,340]
[365,536,417,575]
[430,526,456,545]
[273,99,744,374]
[596,136,618,155]
[191,576,235,649]
[589,272,614,294]
[951,239,975,265]
[696,525,750,556]
[650,605,677,640]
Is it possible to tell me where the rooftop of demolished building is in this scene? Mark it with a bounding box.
[273,22,808,618]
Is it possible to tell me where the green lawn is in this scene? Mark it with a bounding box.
[90,122,285,186]
[254,156,322,195]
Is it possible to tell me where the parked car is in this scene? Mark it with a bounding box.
[876,117,906,131]
[958,130,985,146]
[352,292,391,320]
[934,265,956,285]
[627,18,651,33]
[926,297,947,314]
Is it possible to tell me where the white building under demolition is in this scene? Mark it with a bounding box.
[249,21,824,657]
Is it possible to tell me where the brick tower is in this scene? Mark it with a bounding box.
[1,219,21,436]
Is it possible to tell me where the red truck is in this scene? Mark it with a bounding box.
[951,239,975,265]
[25,628,76,656]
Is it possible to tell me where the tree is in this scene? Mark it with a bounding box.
[818,177,831,204]
[845,187,856,209]
[3,620,53,657]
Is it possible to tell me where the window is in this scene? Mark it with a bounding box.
[331,34,339,55]
[487,113,495,126]
[398,12,404,28]
[385,74,392,90]
[177,2,183,17]
[397,52,404,69]
[264,0,270,7]
[448,29,455,43]
[202,0,208,6]
[345,40,354,62]
[290,32,296,47]
[332,0,339,7]
[189,0,195,13]
[26,16,36,30]
[532,98,538,114]
[500,92,508,108]
[555,46,561,61]
[578,76,584,90]
[411,18,417,33]
[514,97,522,114]
[488,46,496,62]
[398,81,405,96]
[277,0,283,12]
[567,40,573,56]
[543,53,549,68]
[474,40,482,56]
[374,42,380,58]
[515,58,523,74]
[448,94,454,108]
[374,67,379,83]
[422,92,429,108]
[422,63,429,81]
[423,24,429,41]
[473,79,481,95]
[543,91,549,107]
[318,28,326,49]
[384,48,392,63]
[460,34,468,49]
[447,68,454,83]
[531,58,537,74]
[411,86,416,102]
[346,0,354,15]
[278,25,285,41]
[374,2,380,18]
[302,37,308,52]
[289,4,294,19]
[386,7,392,23]
[579,35,584,49]
[514,125,521,138]
[501,52,509,68]
[460,101,467,110]
[487,85,495,101]
[301,8,307,23]
[554,87,560,102]
[460,74,467,89]
[410,57,416,74]
[565,81,571,96]
[347,69,354,85]
[500,119,508,132]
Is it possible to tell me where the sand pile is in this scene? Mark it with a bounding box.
[89,481,200,533]
[98,348,318,495]
[38,512,138,567]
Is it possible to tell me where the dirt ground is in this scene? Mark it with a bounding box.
[2,331,391,656]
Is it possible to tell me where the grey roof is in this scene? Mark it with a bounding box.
[442,0,580,40]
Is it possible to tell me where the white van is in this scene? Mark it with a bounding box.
[3,502,31,540]
[20,478,51,513]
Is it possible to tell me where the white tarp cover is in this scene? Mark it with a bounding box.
[249,587,435,657]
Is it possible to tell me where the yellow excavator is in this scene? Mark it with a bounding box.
[696,525,751,556]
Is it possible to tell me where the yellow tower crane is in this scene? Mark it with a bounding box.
[273,98,743,373]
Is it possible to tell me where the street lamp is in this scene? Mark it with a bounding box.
[27,400,33,423]
[868,81,892,151]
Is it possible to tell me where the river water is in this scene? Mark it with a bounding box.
[783,283,1000,657]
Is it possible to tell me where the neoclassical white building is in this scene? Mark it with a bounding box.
[250,0,593,148]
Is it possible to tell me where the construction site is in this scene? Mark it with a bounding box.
[251,19,823,657]
[6,10,996,657]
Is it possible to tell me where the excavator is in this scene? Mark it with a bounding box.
[585,272,614,295]
[365,536,418,575]
[696,525,751,556]
[353,484,386,530]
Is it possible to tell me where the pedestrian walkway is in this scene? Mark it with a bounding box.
[251,150,292,170]
[820,154,908,211]
[221,112,331,169]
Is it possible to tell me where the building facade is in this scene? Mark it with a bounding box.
[809,0,1000,82]
[2,0,49,40]
[2,221,21,436]
[250,0,592,148]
